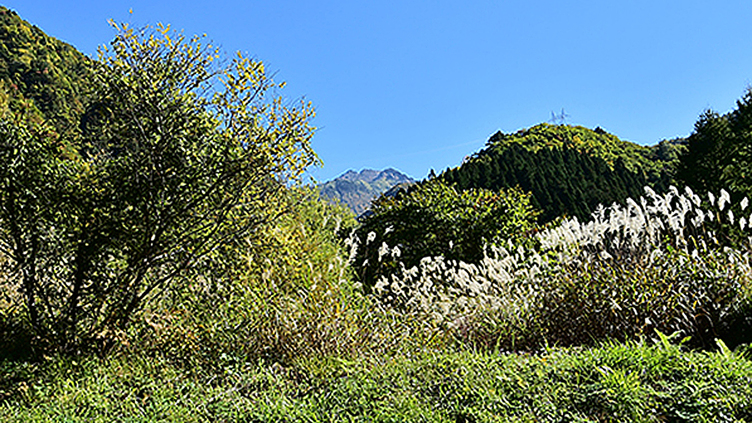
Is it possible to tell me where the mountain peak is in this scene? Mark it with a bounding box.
[336,168,410,184]
[319,168,415,215]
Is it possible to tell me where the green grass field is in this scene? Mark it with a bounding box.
[2,336,750,422]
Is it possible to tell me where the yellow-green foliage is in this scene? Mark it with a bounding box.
[0,21,319,355]
[485,123,670,179]
[0,7,91,132]
[130,187,438,368]
[245,187,357,293]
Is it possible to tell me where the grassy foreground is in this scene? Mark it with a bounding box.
[1,337,750,422]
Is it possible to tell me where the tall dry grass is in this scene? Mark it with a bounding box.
[365,186,752,351]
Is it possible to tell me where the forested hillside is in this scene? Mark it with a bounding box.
[438,123,682,222]
[0,7,89,132]
[484,123,681,178]
[442,142,646,222]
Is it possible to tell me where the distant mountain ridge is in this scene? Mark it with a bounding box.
[319,168,415,215]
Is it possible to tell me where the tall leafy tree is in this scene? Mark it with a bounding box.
[0,22,318,353]
[726,89,752,195]
[677,88,752,198]
[676,110,732,195]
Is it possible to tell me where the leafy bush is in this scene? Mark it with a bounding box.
[351,179,538,290]
[129,188,440,369]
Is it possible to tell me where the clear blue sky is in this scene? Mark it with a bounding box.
[9,1,752,181]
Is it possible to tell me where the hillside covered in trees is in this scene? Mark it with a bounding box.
[484,123,681,177]
[435,124,684,222]
[0,7,89,132]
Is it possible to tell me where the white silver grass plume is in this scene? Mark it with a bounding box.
[536,186,740,258]
[368,185,749,327]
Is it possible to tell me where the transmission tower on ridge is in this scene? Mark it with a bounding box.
[549,108,570,125]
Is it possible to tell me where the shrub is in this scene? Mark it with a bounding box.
[352,179,538,290]
[129,188,440,369]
